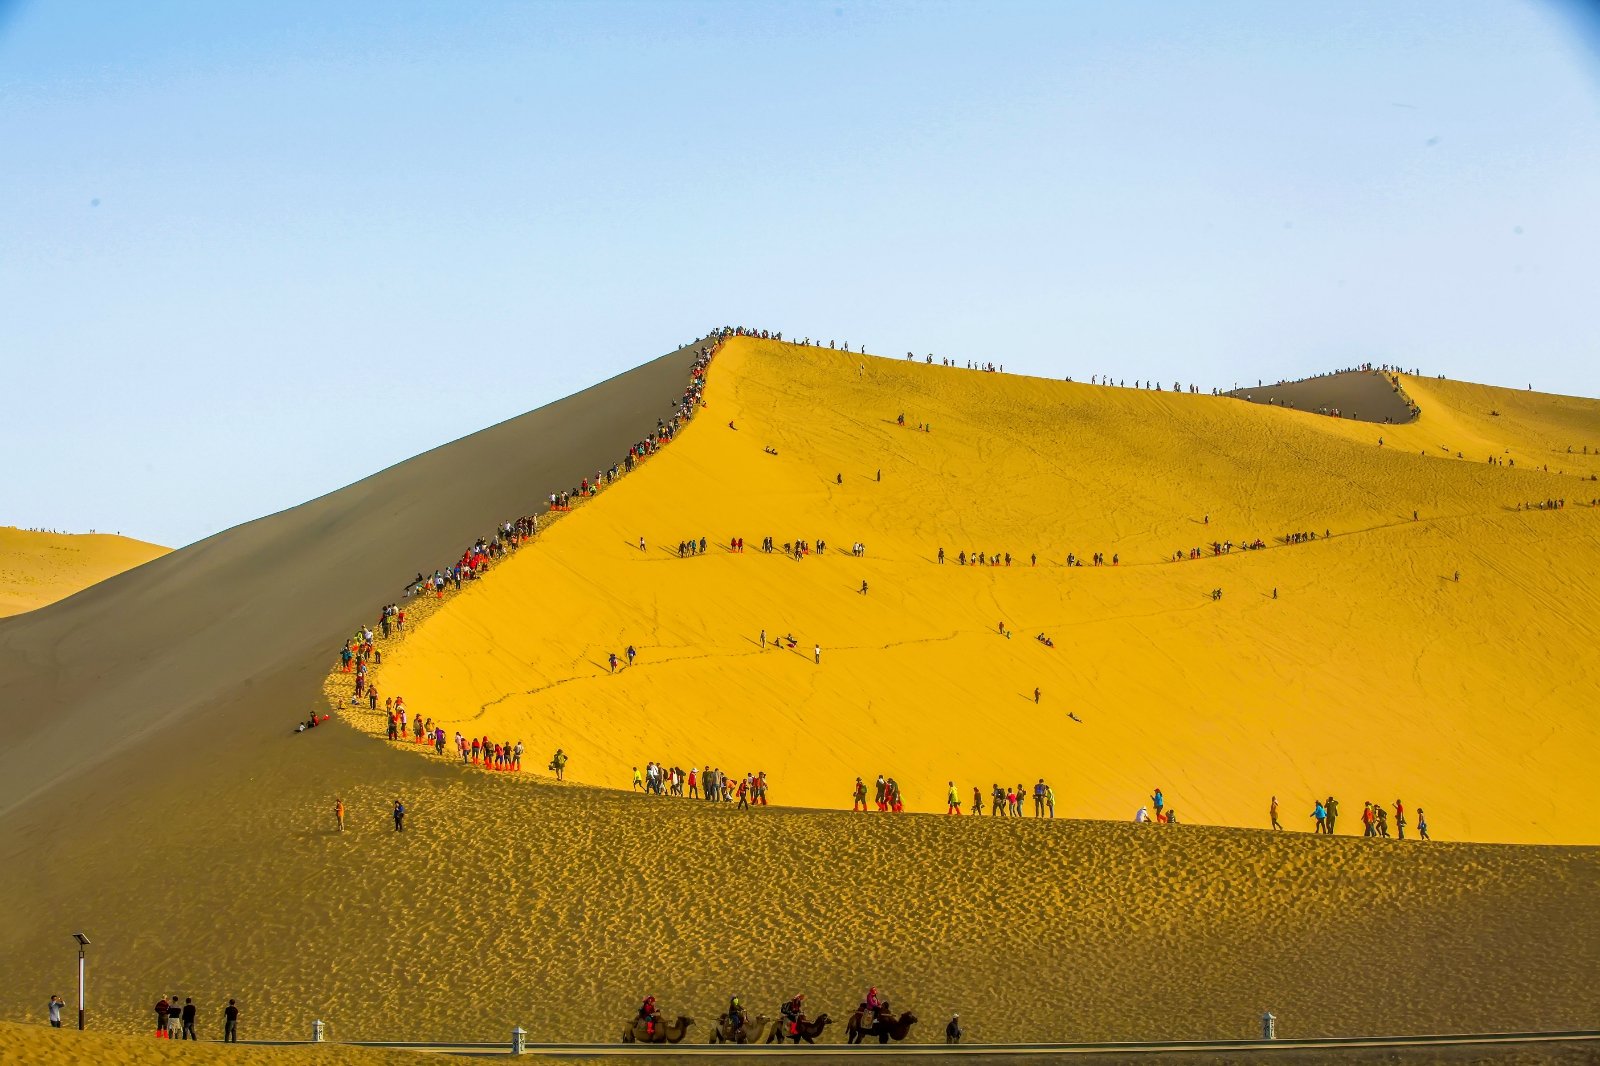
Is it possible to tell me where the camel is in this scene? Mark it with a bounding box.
[709,1013,770,1044]
[767,1012,833,1044]
[620,1015,694,1044]
[845,1008,917,1044]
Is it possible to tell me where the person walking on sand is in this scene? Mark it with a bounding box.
[1152,788,1164,820]
[1326,795,1340,834]
[48,994,64,1028]
[633,766,643,791]
[1394,799,1407,840]
[1417,808,1430,840]
[853,777,867,811]
[1270,796,1282,830]
[181,998,197,1040]
[335,797,345,833]
[393,799,405,832]
[971,785,982,815]
[223,999,239,1043]
[946,781,961,815]
[1034,687,1041,704]
[813,643,821,665]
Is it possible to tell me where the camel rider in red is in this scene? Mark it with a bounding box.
[638,996,659,1036]
[865,986,887,1021]
[781,994,807,1034]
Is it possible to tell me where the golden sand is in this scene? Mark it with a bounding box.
[0,527,167,617]
[2,765,1596,1044]
[364,339,1600,844]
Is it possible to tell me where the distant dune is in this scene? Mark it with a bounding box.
[0,335,1595,1048]
[1226,369,1418,423]
[0,528,167,617]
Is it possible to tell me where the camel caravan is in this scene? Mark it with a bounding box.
[623,988,920,1045]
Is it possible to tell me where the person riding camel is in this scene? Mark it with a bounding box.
[638,995,659,1037]
[781,993,807,1034]
[864,986,888,1021]
[726,993,746,1034]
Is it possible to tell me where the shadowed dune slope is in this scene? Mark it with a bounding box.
[0,529,168,618]
[1226,371,1417,423]
[375,339,1600,844]
[0,339,702,819]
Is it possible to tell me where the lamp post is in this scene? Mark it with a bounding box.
[72,933,90,1030]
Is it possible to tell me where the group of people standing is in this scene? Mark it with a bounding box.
[852,775,905,812]
[634,763,770,807]
[150,995,240,1042]
[1273,795,1431,839]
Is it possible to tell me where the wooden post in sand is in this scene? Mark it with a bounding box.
[511,1026,526,1055]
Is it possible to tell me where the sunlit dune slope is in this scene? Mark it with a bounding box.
[376,339,1600,844]
[0,528,167,617]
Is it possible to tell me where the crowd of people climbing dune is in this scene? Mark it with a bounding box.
[306,329,1589,843]
[322,337,718,730]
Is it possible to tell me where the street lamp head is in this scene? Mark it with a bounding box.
[72,933,90,946]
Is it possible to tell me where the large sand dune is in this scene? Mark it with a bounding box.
[0,336,1595,1048]
[0,528,167,618]
[374,339,1600,844]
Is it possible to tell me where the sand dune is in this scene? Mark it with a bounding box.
[1225,370,1418,424]
[372,339,1600,844]
[0,340,702,820]
[1,336,1595,1049]
[0,528,167,618]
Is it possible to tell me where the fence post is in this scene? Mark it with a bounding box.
[312,1019,326,1043]
[511,1026,526,1055]
[1261,1012,1276,1041]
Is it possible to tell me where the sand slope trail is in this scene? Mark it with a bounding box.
[0,528,167,618]
[374,338,1600,844]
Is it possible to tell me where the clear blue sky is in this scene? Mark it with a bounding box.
[3,1,1598,546]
